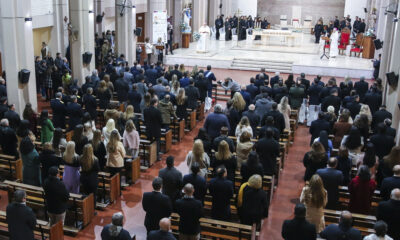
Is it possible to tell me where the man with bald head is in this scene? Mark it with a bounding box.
[320,211,362,240]
[381,165,400,201]
[377,188,400,239]
[175,184,203,240]
[147,218,176,240]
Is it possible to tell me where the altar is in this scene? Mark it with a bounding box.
[251,29,302,47]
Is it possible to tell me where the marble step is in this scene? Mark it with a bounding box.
[231,63,292,70]
[229,66,293,73]
[232,58,294,65]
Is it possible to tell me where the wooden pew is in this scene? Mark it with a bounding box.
[171,213,254,240]
[337,186,381,212]
[0,154,22,181]
[139,140,157,168]
[0,210,64,240]
[139,126,172,153]
[203,195,239,221]
[324,209,376,236]
[124,156,141,184]
[3,180,94,234]
[196,102,205,121]
[186,109,197,130]
[170,118,185,142]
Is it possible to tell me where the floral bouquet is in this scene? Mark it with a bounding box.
[192,32,201,41]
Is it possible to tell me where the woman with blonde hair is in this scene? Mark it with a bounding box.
[62,141,80,193]
[80,144,100,206]
[231,92,246,112]
[102,119,117,147]
[121,105,140,132]
[191,65,199,78]
[235,116,253,139]
[103,74,114,92]
[83,122,94,141]
[91,129,107,170]
[123,120,140,158]
[170,78,180,96]
[176,88,188,120]
[383,146,400,178]
[236,131,254,168]
[228,92,246,136]
[185,139,210,177]
[212,140,237,181]
[106,130,126,176]
[358,104,372,124]
[278,96,291,130]
[300,174,327,232]
[179,63,185,73]
[303,141,328,181]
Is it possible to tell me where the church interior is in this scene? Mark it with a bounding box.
[0,0,400,239]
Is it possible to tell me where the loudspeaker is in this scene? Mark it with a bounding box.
[219,3,223,8]
[82,52,93,64]
[96,15,103,23]
[135,27,142,36]
[374,39,383,50]
[364,8,368,13]
[19,69,30,84]
[386,71,399,87]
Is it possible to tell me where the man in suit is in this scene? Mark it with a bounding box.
[381,165,400,201]
[66,95,83,131]
[261,103,285,133]
[242,104,260,133]
[316,158,344,209]
[128,84,142,113]
[354,76,369,101]
[372,105,392,131]
[289,80,305,110]
[147,218,176,240]
[143,98,163,160]
[6,190,37,240]
[363,85,382,114]
[299,73,310,92]
[282,203,316,240]
[377,188,400,240]
[208,166,234,221]
[51,92,67,128]
[171,64,183,81]
[204,65,216,98]
[158,156,183,204]
[145,63,159,86]
[185,79,200,110]
[82,88,97,122]
[101,212,133,240]
[213,126,235,153]
[370,123,395,159]
[270,72,280,88]
[153,78,166,97]
[256,68,269,81]
[81,76,95,95]
[320,211,362,240]
[255,128,280,176]
[259,116,280,141]
[310,112,330,144]
[0,119,19,158]
[384,119,396,139]
[321,89,341,115]
[308,79,323,105]
[4,104,20,130]
[175,184,203,239]
[142,177,172,234]
[43,166,70,226]
[246,78,259,101]
[183,162,207,203]
[114,74,129,103]
[204,104,230,140]
[347,95,361,120]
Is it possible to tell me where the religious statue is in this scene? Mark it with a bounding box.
[329,28,339,58]
[197,23,211,53]
[181,6,192,33]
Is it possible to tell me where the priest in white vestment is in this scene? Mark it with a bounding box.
[329,28,339,58]
[197,23,211,53]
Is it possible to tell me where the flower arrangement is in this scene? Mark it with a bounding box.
[192,32,201,41]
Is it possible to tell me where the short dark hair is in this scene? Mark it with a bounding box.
[271,103,277,110]
[374,220,388,237]
[152,177,163,190]
[166,156,174,168]
[294,203,306,218]
[265,128,273,138]
[48,166,59,177]
[191,162,200,175]
[207,65,211,70]
[14,190,26,203]
[150,98,158,106]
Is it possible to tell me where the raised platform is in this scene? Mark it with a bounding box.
[165,34,374,78]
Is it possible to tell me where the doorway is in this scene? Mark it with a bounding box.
[136,13,145,43]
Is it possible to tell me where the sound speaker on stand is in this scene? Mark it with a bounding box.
[82,52,93,65]
[18,69,30,84]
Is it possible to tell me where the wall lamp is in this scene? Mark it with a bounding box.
[89,10,94,13]
[24,17,32,22]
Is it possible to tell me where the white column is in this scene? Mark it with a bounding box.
[173,0,183,45]
[193,0,208,33]
[0,0,38,114]
[208,0,219,27]
[146,0,167,43]
[221,0,232,17]
[115,0,136,65]
[51,0,69,56]
[69,0,95,86]
[94,0,105,34]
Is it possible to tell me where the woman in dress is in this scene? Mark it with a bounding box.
[300,174,327,233]
[278,96,291,131]
[341,126,363,165]
[39,110,54,144]
[20,137,41,186]
[185,139,210,178]
[106,130,126,176]
[303,141,328,181]
[348,165,376,214]
[72,124,89,155]
[52,128,67,157]
[176,88,188,121]
[22,103,38,136]
[80,144,100,206]
[63,141,80,193]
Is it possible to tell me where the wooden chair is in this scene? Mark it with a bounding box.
[338,32,350,55]
[324,209,376,236]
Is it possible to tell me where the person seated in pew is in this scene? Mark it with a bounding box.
[39,142,62,184]
[237,174,269,225]
[212,126,235,153]
[20,136,41,186]
[158,156,183,205]
[316,158,343,210]
[380,165,400,201]
[6,190,37,240]
[106,130,126,176]
[43,166,70,226]
[236,131,254,169]
[101,212,133,240]
[211,140,237,182]
[364,220,393,240]
[175,184,203,240]
[183,162,207,204]
[208,166,234,221]
[348,165,377,214]
[281,203,317,240]
[319,211,362,240]
[0,118,19,158]
[377,188,400,240]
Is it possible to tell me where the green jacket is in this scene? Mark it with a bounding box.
[289,86,305,109]
[158,100,177,125]
[41,118,54,144]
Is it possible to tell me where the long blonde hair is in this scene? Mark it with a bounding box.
[215,140,232,161]
[304,174,326,208]
[279,96,289,111]
[231,92,246,111]
[80,144,95,171]
[125,120,136,133]
[107,130,120,153]
[192,139,206,168]
[238,116,250,129]
[177,88,186,105]
[123,105,135,120]
[63,141,77,164]
[105,119,116,133]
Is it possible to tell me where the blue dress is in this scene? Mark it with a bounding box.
[63,157,80,194]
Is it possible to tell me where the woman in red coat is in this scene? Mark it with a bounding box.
[348,165,376,214]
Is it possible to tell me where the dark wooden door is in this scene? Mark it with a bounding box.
[136,13,145,43]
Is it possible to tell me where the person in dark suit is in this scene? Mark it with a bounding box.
[255,128,280,176]
[354,77,369,101]
[147,218,176,240]
[101,212,133,240]
[0,78,7,98]
[142,177,172,234]
[128,84,142,113]
[185,79,200,110]
[321,89,341,115]
[316,158,343,209]
[308,79,323,106]
[81,76,95,95]
[145,64,159,86]
[261,103,285,133]
[270,72,280,88]
[380,165,400,201]
[246,78,259,101]
[204,104,230,139]
[363,85,382,114]
[143,98,163,160]
[370,123,395,159]
[6,190,37,240]
[0,119,19,158]
[346,95,362,120]
[377,188,400,240]
[242,104,260,133]
[66,95,83,131]
[43,166,69,226]
[213,126,235,153]
[114,75,129,103]
[372,105,392,131]
[204,65,216,98]
[170,64,183,81]
[82,88,97,122]
[39,143,62,184]
[208,166,234,220]
[299,73,311,92]
[259,116,280,141]
[158,156,183,204]
[320,211,362,240]
[384,119,397,139]
[241,151,264,182]
[309,112,330,145]
[282,203,316,240]
[175,184,203,239]
[183,162,207,203]
[4,104,21,130]
[195,73,209,103]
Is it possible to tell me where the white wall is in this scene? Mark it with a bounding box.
[31,0,54,29]
[344,0,368,23]
[237,0,257,17]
